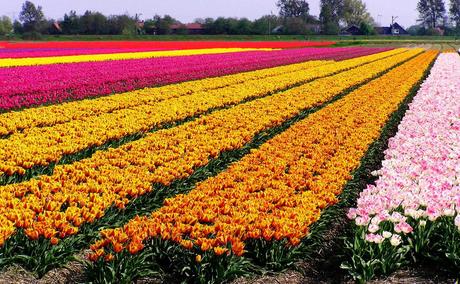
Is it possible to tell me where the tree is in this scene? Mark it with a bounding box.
[407,24,425,35]
[417,0,446,28]
[44,19,62,35]
[143,19,156,34]
[450,0,460,27]
[277,0,310,22]
[19,1,47,33]
[236,18,252,34]
[204,17,230,34]
[80,11,108,34]
[174,24,188,35]
[252,15,281,35]
[0,16,13,35]
[107,14,136,35]
[61,10,80,34]
[359,22,375,35]
[13,20,23,34]
[283,17,309,34]
[320,0,343,34]
[342,0,374,26]
[152,15,176,35]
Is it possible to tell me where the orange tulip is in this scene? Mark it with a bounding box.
[25,229,39,241]
[104,253,114,262]
[213,247,229,256]
[50,237,59,245]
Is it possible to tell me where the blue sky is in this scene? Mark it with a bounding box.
[1,0,419,28]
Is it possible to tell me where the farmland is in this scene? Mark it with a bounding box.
[0,40,458,283]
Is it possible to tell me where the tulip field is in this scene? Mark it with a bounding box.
[0,40,458,283]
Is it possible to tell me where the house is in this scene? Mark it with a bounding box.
[375,22,409,35]
[341,22,409,36]
[341,25,364,36]
[170,23,205,35]
[53,21,62,33]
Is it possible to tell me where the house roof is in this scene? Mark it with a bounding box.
[374,22,408,34]
[340,25,364,35]
[374,26,391,34]
[185,23,204,29]
[170,23,204,30]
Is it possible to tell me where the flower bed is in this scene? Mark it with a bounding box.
[0,47,390,111]
[345,53,460,282]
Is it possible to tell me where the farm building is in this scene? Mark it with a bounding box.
[375,22,409,35]
[341,22,409,36]
[170,23,205,34]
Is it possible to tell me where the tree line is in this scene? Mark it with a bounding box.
[1,0,460,37]
[413,0,460,35]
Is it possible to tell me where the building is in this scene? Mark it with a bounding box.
[375,22,409,35]
[341,22,409,36]
[341,25,364,36]
[170,23,205,35]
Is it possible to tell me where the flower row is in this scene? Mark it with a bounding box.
[0,49,421,247]
[0,59,330,137]
[347,53,459,258]
[0,49,408,177]
[0,47,391,111]
[0,40,336,50]
[90,50,438,261]
[0,48,270,68]
[0,47,172,59]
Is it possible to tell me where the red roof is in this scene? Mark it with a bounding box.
[185,23,203,29]
[170,23,204,30]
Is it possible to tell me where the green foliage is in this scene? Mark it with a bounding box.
[21,31,43,40]
[13,20,23,34]
[153,14,176,35]
[252,15,280,35]
[19,1,47,33]
[341,231,410,283]
[407,24,425,35]
[108,14,137,35]
[0,16,13,35]
[283,17,310,35]
[80,11,109,35]
[342,217,460,282]
[61,10,80,34]
[342,0,375,26]
[88,239,257,284]
[360,22,375,35]
[143,19,156,34]
[277,0,310,22]
[203,17,257,35]
[320,0,343,34]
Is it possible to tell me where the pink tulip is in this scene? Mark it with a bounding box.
[348,53,460,242]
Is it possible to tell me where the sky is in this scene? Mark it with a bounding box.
[0,0,419,28]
